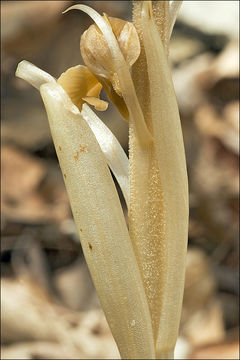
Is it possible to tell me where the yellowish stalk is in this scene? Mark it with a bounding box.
[130,0,168,349]
[151,0,183,46]
[142,11,188,354]
[39,82,155,359]
[152,0,170,49]
[131,1,188,358]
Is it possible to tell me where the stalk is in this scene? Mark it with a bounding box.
[131,1,188,358]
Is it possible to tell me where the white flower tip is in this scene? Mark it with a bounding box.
[15,60,26,77]
[62,4,86,15]
[15,60,56,90]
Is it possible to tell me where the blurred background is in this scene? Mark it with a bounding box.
[1,1,239,359]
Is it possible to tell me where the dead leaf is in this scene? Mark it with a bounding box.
[1,145,70,223]
[1,145,45,201]
[190,339,239,359]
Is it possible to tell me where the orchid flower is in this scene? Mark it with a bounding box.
[15,1,188,359]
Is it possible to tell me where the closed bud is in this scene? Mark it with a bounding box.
[80,14,140,96]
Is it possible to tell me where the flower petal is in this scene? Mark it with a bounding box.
[64,4,153,146]
[82,96,108,111]
[141,1,188,355]
[80,13,140,96]
[81,103,129,207]
[57,65,104,111]
[15,60,56,89]
[40,81,155,359]
[97,76,129,121]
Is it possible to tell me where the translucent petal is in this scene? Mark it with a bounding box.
[81,104,129,207]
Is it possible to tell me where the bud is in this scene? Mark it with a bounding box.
[80,14,140,96]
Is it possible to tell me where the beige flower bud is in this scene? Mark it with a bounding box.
[80,14,140,96]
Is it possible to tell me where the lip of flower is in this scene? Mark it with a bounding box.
[15,60,108,112]
[57,64,108,111]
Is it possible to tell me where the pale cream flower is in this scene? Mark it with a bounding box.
[16,1,188,359]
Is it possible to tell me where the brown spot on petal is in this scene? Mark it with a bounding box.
[88,242,93,250]
[74,151,79,162]
[58,146,62,151]
[79,145,88,153]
